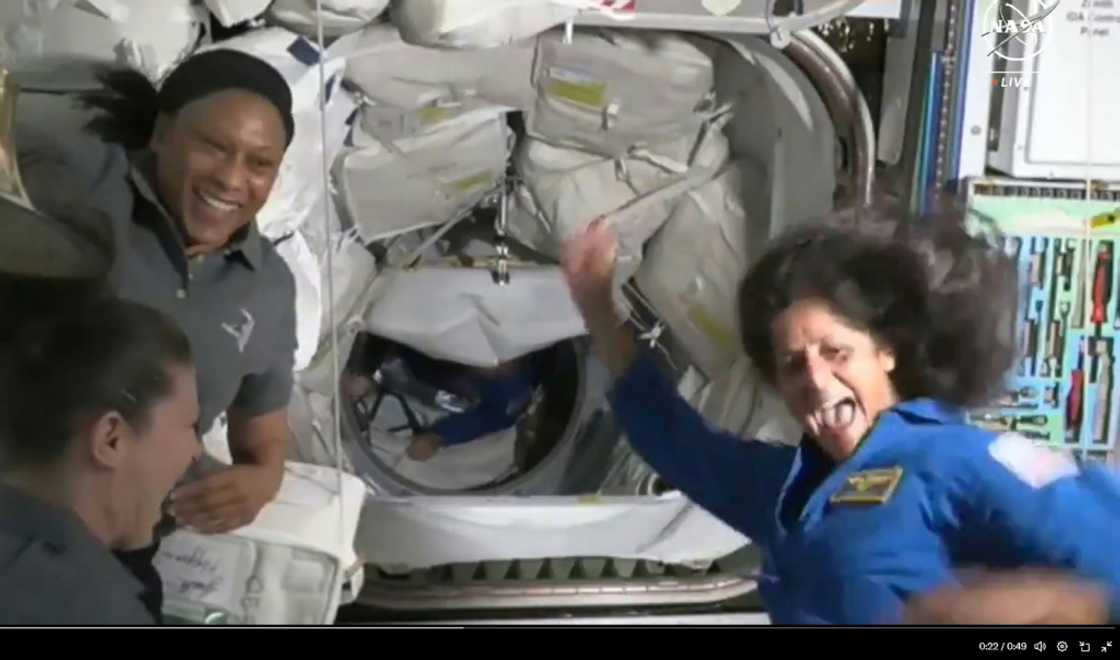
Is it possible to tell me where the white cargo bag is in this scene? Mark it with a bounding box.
[527,28,715,158]
[199,28,356,240]
[344,23,536,139]
[0,0,205,87]
[337,111,511,243]
[204,0,273,27]
[273,232,322,373]
[509,122,730,261]
[678,354,801,445]
[389,0,632,50]
[636,161,764,380]
[269,0,390,38]
[362,263,586,367]
[155,463,367,625]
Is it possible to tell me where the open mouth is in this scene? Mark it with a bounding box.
[817,397,858,432]
[196,190,241,215]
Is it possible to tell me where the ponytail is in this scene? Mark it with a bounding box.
[78,67,159,150]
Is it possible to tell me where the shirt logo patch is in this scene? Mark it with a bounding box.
[988,432,1079,489]
[829,467,904,506]
[221,308,255,354]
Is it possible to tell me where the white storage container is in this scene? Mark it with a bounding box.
[636,161,763,380]
[527,28,716,158]
[155,463,367,625]
[336,111,511,243]
[388,0,627,49]
[269,0,391,38]
[0,0,205,87]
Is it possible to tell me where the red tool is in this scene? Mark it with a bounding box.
[1066,343,1085,444]
[1090,242,1113,328]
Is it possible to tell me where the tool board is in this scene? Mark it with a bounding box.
[967,179,1119,467]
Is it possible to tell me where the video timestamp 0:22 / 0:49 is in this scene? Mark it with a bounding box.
[978,642,1030,652]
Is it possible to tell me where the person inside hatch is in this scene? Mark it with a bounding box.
[562,213,1120,625]
[344,334,540,462]
[15,49,298,621]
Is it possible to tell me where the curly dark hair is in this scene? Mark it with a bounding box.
[737,203,1020,408]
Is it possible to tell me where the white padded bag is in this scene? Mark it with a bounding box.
[269,0,390,38]
[155,463,367,625]
[198,28,356,241]
[362,263,587,367]
[636,161,764,380]
[204,0,273,27]
[389,0,624,49]
[528,28,716,158]
[345,23,536,139]
[337,111,511,243]
[0,0,205,87]
[509,123,730,262]
[273,232,322,373]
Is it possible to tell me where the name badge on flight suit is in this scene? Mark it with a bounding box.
[829,467,904,505]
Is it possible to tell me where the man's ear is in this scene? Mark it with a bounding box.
[87,411,130,470]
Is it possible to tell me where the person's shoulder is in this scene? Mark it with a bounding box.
[15,116,133,221]
[0,544,153,625]
[883,409,995,472]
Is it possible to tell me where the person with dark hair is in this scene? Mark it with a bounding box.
[561,213,1120,624]
[14,49,299,620]
[0,298,201,625]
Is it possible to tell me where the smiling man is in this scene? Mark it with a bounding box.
[15,50,298,621]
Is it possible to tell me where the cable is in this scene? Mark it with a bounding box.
[313,0,349,606]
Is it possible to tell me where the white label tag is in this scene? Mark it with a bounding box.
[989,432,1080,489]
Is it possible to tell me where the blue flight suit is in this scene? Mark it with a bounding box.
[400,347,539,447]
[609,354,1120,624]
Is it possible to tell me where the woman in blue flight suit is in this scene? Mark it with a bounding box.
[561,215,1120,625]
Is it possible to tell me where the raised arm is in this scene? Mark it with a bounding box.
[562,221,795,543]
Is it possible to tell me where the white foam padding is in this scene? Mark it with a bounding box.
[337,110,511,243]
[0,0,205,86]
[344,23,536,139]
[389,0,593,49]
[636,162,764,380]
[268,0,390,38]
[155,463,367,625]
[197,28,356,241]
[527,28,715,158]
[356,493,748,571]
[362,264,587,368]
[509,126,730,264]
[204,0,273,27]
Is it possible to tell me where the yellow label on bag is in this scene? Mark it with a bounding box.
[417,105,459,128]
[548,79,607,109]
[447,170,495,195]
[686,304,738,351]
[546,68,607,109]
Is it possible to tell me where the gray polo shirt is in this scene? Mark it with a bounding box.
[0,483,155,625]
[16,120,296,435]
